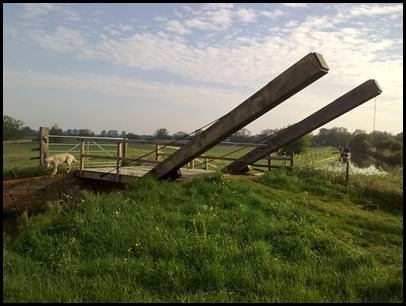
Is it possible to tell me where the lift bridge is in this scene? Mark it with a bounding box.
[68,52,381,183]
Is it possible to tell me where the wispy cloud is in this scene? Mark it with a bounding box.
[4,3,403,134]
[346,3,403,17]
[260,9,286,19]
[29,27,89,53]
[282,3,310,8]
[20,3,81,21]
[3,68,246,112]
[11,12,402,93]
[166,19,192,35]
[21,3,59,19]
[235,8,257,22]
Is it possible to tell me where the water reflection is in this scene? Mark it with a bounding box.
[318,160,387,176]
[350,151,376,168]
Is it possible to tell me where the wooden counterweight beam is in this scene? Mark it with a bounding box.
[147,52,329,180]
[222,79,382,174]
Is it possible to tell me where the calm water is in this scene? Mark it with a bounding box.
[317,151,387,175]
[318,161,387,176]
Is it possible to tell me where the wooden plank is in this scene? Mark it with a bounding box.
[223,79,382,174]
[148,52,329,181]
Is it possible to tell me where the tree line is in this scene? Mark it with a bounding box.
[3,115,403,165]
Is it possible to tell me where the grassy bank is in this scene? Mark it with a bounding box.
[3,166,403,302]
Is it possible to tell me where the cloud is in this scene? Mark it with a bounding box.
[4,3,402,134]
[3,68,246,112]
[21,3,59,19]
[235,8,257,22]
[20,3,81,21]
[166,20,191,35]
[29,27,89,53]
[202,3,234,11]
[281,3,310,8]
[14,14,401,95]
[260,9,286,19]
[347,3,403,17]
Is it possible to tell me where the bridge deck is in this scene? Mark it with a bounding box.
[75,166,217,183]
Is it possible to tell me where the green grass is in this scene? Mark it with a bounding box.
[3,165,403,302]
[2,142,48,179]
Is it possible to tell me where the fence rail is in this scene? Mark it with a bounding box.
[35,127,293,176]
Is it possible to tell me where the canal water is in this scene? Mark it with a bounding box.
[318,160,387,176]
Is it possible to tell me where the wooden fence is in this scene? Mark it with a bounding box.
[34,127,294,174]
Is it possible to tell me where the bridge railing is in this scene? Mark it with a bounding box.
[37,127,293,174]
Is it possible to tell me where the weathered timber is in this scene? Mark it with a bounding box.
[222,79,382,174]
[40,127,49,167]
[147,52,329,180]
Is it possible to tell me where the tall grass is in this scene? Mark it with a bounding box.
[3,166,403,302]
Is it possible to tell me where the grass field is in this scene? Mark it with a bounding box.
[3,140,402,302]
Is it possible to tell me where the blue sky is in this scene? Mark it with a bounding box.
[3,3,403,136]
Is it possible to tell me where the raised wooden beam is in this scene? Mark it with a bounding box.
[222,79,382,174]
[147,52,329,180]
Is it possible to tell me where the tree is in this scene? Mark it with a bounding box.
[394,132,403,144]
[172,131,188,140]
[312,127,351,147]
[100,130,107,137]
[78,129,95,136]
[49,124,63,135]
[228,128,252,143]
[348,133,371,154]
[126,133,140,140]
[370,131,394,147]
[49,124,64,143]
[154,128,171,140]
[107,130,119,137]
[21,126,37,138]
[390,141,403,152]
[66,129,74,136]
[353,129,366,135]
[3,115,24,140]
[278,133,312,156]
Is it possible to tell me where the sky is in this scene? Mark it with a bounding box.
[3,3,403,137]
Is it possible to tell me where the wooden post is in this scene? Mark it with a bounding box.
[205,158,208,170]
[123,138,128,159]
[156,145,161,162]
[345,160,350,185]
[268,154,271,171]
[290,151,294,170]
[117,141,122,175]
[80,140,85,173]
[39,127,49,167]
[86,140,90,165]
